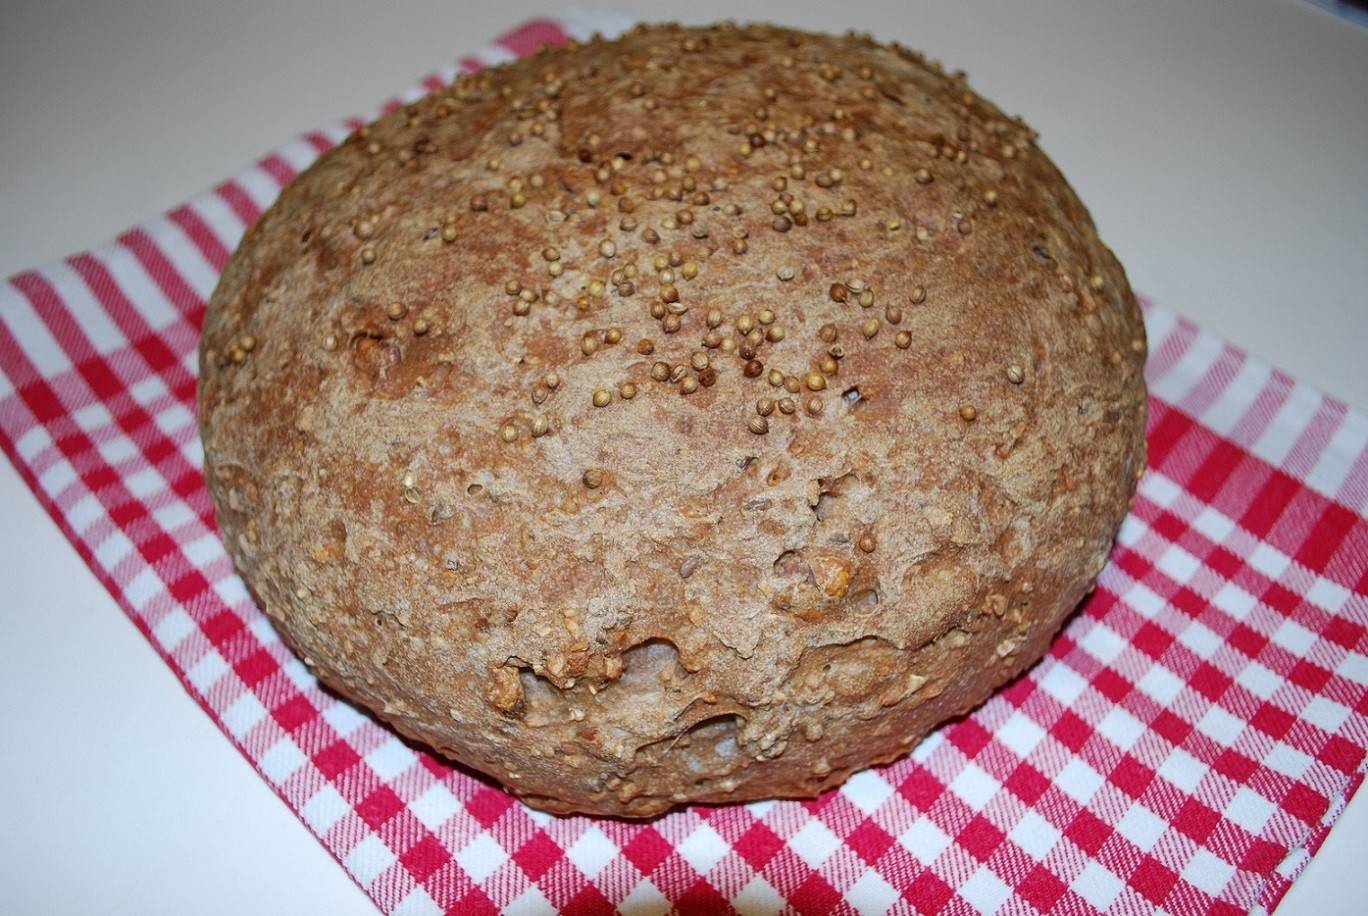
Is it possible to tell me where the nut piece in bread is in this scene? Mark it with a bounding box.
[199,22,1147,817]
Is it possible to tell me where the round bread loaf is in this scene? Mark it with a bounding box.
[200,22,1147,817]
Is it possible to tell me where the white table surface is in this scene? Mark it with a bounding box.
[1,1,1364,913]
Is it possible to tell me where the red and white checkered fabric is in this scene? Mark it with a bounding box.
[2,14,1366,915]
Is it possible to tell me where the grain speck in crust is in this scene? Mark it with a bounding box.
[199,22,1147,818]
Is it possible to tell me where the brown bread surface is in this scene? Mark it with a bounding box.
[200,22,1147,817]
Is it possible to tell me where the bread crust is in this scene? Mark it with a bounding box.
[199,22,1147,817]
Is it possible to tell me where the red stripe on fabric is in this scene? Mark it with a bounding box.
[2,291,192,590]
[257,153,298,189]
[1296,503,1358,575]
[11,270,205,521]
[1229,368,1294,449]
[12,270,116,386]
[1146,400,1192,469]
[1240,469,1303,541]
[1285,400,1346,482]
[497,19,571,57]
[1148,396,1368,590]
[66,254,198,401]
[1145,314,1199,382]
[116,227,207,324]
[168,204,232,271]
[1181,345,1246,420]
[1339,446,1368,517]
[0,302,43,391]
[1186,439,1246,505]
[0,371,367,916]
[215,180,262,229]
[304,131,336,155]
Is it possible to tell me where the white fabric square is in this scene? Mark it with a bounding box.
[1264,743,1314,780]
[1302,696,1351,734]
[13,424,52,463]
[153,500,195,532]
[789,819,841,869]
[677,822,728,875]
[1139,471,1182,508]
[152,610,195,651]
[1197,705,1245,746]
[1247,543,1291,581]
[391,887,441,916]
[409,783,462,832]
[1157,545,1201,584]
[1098,708,1146,751]
[1307,576,1351,613]
[1158,748,1207,794]
[1116,513,1147,548]
[1056,759,1104,805]
[503,886,552,916]
[1116,804,1167,852]
[1338,651,1368,686]
[998,711,1047,759]
[67,493,103,533]
[951,763,1000,811]
[618,879,670,916]
[846,870,900,916]
[363,739,415,782]
[899,817,952,863]
[1177,620,1223,659]
[1039,664,1089,706]
[211,572,249,607]
[1192,506,1236,544]
[1138,664,1185,705]
[455,831,507,884]
[1236,662,1281,700]
[72,401,114,432]
[321,697,368,736]
[300,785,349,835]
[1010,809,1062,861]
[280,658,317,692]
[961,866,1012,914]
[1212,582,1257,619]
[732,877,785,916]
[153,403,195,437]
[1124,581,1167,619]
[1080,622,1127,665]
[121,467,164,501]
[185,650,228,694]
[259,738,307,785]
[842,768,894,814]
[128,373,169,408]
[566,824,619,879]
[1183,848,1237,898]
[125,566,164,611]
[181,532,226,568]
[221,692,268,740]
[1072,859,1124,910]
[37,460,77,499]
[744,798,777,819]
[1226,786,1276,835]
[344,834,396,888]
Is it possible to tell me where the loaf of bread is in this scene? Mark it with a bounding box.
[199,22,1147,817]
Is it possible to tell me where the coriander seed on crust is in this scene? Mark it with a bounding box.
[200,22,1147,819]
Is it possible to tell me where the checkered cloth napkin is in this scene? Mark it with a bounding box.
[3,13,1366,915]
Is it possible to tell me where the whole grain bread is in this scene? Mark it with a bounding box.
[199,22,1147,817]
